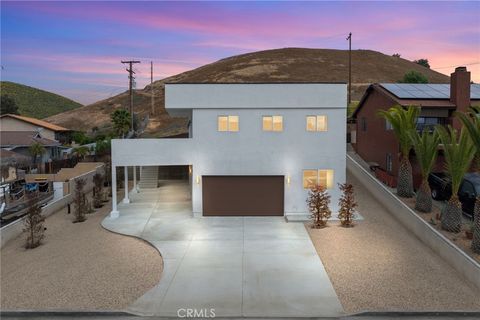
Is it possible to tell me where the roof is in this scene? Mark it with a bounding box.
[380,83,480,100]
[0,114,70,132]
[165,83,347,110]
[165,81,348,84]
[0,149,31,165]
[351,83,476,118]
[0,131,60,148]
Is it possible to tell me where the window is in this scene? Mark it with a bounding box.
[306,115,327,132]
[386,153,393,173]
[361,117,367,131]
[385,120,393,130]
[303,169,334,189]
[416,117,445,132]
[263,115,283,131]
[218,115,239,132]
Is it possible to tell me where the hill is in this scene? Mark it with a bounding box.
[46,48,450,136]
[0,81,83,119]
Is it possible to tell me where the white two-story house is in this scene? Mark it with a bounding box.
[110,83,347,220]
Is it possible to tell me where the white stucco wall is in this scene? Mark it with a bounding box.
[112,83,347,217]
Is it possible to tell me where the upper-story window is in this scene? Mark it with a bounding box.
[416,117,445,132]
[306,115,327,132]
[218,115,239,132]
[263,116,283,132]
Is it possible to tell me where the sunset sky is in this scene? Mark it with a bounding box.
[1,1,479,105]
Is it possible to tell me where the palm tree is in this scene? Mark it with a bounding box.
[29,142,46,170]
[436,125,475,233]
[409,129,440,213]
[111,109,131,138]
[72,146,89,160]
[378,105,420,197]
[456,106,480,252]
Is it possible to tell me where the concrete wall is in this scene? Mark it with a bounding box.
[0,117,56,140]
[347,154,480,290]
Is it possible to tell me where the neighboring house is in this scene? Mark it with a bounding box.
[0,131,62,164]
[0,149,29,182]
[111,83,347,219]
[352,67,480,187]
[0,114,71,143]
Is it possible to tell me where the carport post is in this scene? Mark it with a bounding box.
[133,165,138,193]
[123,166,130,204]
[110,165,119,218]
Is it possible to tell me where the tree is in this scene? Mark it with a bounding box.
[307,185,331,228]
[0,95,19,115]
[414,58,430,68]
[111,109,131,138]
[73,178,87,223]
[378,105,420,197]
[29,142,46,169]
[337,183,357,227]
[23,196,46,249]
[436,126,475,233]
[400,70,428,84]
[456,106,480,252]
[392,53,401,58]
[409,129,440,212]
[92,173,104,208]
[72,146,89,160]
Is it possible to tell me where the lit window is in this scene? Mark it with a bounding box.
[306,115,327,131]
[303,169,334,189]
[318,169,334,189]
[263,116,273,131]
[273,116,283,131]
[306,116,316,131]
[303,170,318,189]
[218,116,228,131]
[218,115,239,132]
[229,116,239,132]
[263,115,283,131]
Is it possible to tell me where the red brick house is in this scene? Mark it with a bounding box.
[352,67,480,188]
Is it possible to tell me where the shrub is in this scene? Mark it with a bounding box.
[400,70,428,84]
[23,196,46,249]
[73,178,87,223]
[338,183,357,227]
[307,185,331,228]
[92,173,104,208]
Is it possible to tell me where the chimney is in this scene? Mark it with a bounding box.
[450,66,471,130]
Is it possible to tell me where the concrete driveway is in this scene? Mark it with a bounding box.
[102,180,344,318]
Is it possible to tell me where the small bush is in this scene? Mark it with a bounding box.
[307,185,331,228]
[23,196,46,249]
[93,173,104,208]
[73,178,87,223]
[338,183,357,227]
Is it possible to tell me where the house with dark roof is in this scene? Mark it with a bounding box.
[0,131,63,165]
[351,67,480,187]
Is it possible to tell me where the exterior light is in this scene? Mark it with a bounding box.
[189,166,192,174]
[286,174,291,186]
[196,175,201,184]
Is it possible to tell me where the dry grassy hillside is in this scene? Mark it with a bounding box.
[46,48,449,136]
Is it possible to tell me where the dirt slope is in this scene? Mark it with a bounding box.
[46,48,449,135]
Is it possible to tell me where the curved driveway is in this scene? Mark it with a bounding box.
[102,180,344,317]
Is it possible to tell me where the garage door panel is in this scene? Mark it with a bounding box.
[203,176,284,216]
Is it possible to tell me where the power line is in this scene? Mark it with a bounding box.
[432,62,480,70]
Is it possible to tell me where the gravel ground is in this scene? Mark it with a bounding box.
[0,193,162,311]
[307,172,480,313]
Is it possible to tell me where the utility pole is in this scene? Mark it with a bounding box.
[346,32,352,105]
[151,61,154,116]
[121,60,141,131]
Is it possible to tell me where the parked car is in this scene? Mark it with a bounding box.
[428,172,480,219]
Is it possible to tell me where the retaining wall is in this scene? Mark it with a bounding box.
[347,154,480,291]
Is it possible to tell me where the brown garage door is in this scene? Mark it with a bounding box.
[202,176,284,216]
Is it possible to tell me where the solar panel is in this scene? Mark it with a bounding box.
[380,83,479,99]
